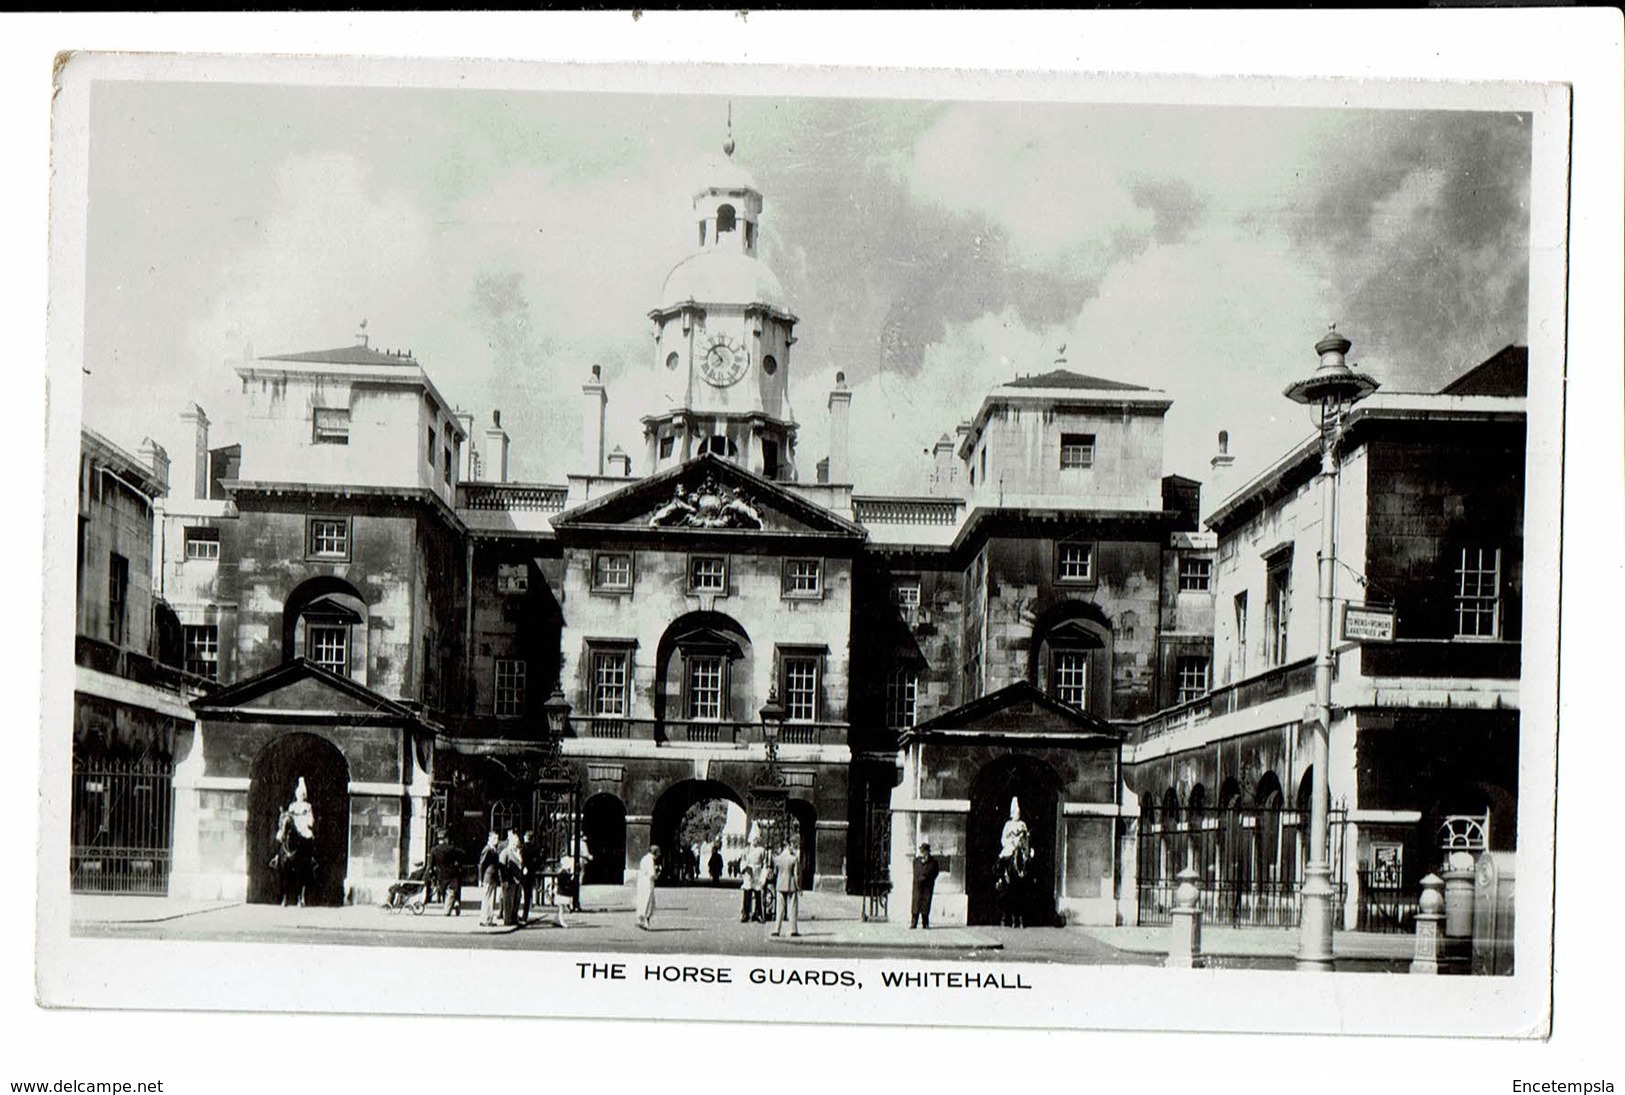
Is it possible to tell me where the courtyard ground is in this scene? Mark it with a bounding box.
[70,881,1417,971]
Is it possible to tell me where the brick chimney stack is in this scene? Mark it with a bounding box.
[484,409,510,484]
[180,404,210,500]
[583,364,608,476]
[826,370,851,484]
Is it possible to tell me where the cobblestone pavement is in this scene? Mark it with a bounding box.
[73,883,1162,966]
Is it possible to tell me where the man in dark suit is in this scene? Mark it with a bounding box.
[910,842,940,929]
[426,831,462,916]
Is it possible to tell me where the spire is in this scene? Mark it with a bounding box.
[723,101,735,158]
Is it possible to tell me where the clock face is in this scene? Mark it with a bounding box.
[699,334,748,387]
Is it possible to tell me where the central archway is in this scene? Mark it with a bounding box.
[650,779,746,884]
[966,755,1062,927]
[247,732,349,905]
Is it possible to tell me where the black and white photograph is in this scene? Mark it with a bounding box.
[16,11,1623,1088]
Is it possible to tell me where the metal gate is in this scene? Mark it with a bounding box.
[1136,804,1347,929]
[71,757,175,895]
[861,799,892,922]
[530,778,581,876]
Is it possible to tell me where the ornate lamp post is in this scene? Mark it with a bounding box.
[1283,325,1377,970]
[750,688,789,849]
[538,684,583,911]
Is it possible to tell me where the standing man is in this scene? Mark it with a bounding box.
[635,845,661,930]
[910,842,940,930]
[477,831,502,926]
[499,830,525,927]
[740,834,768,923]
[520,829,541,924]
[771,840,801,938]
[427,830,462,916]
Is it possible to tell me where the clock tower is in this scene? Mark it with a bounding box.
[643,129,799,481]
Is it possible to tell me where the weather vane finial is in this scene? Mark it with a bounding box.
[357,318,369,348]
[723,101,735,158]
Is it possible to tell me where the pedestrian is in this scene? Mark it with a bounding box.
[520,829,540,923]
[708,846,723,883]
[635,845,661,930]
[910,841,940,929]
[427,830,462,916]
[740,834,767,923]
[477,831,502,926]
[771,840,800,937]
[499,830,525,926]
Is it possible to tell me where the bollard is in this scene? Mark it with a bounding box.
[1410,873,1445,975]
[1440,851,1476,938]
[1166,866,1205,969]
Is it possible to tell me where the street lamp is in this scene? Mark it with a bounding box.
[758,687,785,785]
[538,683,583,912]
[542,684,572,741]
[1284,325,1377,971]
[750,687,788,849]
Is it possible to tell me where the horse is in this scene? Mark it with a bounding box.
[273,810,316,907]
[994,846,1032,928]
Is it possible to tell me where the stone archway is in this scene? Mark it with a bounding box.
[247,732,350,905]
[582,793,627,885]
[649,778,746,884]
[965,755,1062,927]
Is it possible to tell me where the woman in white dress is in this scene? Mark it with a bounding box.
[635,845,661,929]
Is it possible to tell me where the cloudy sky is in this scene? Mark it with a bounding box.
[81,80,1532,503]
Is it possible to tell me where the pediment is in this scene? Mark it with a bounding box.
[193,659,418,721]
[902,680,1123,746]
[553,454,865,539]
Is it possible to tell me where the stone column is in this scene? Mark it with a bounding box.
[168,722,205,900]
[886,741,921,924]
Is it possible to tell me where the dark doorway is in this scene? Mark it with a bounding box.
[788,798,817,889]
[650,779,745,884]
[582,793,627,885]
[966,756,1061,927]
[247,732,350,905]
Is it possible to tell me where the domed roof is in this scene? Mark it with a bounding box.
[692,152,759,195]
[660,249,787,311]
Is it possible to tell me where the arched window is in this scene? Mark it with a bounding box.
[1035,614,1109,714]
[282,577,369,683]
[716,204,737,235]
[491,800,522,839]
[655,613,751,742]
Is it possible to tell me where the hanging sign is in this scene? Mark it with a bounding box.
[1342,603,1396,642]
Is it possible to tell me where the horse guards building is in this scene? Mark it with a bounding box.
[68,139,1526,938]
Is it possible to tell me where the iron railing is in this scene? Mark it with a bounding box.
[71,760,175,895]
[1136,805,1348,930]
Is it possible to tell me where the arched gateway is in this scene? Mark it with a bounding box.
[246,732,349,905]
[650,779,746,882]
[966,755,1062,927]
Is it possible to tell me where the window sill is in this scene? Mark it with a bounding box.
[781,591,824,602]
[590,586,635,597]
